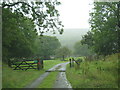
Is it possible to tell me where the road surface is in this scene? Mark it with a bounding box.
[25,62,72,88]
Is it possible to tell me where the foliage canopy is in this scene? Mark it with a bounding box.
[81,2,120,56]
[2,1,63,62]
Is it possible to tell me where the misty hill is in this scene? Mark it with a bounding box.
[45,28,89,50]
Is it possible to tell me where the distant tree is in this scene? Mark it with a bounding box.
[74,41,93,56]
[55,46,71,60]
[36,36,61,60]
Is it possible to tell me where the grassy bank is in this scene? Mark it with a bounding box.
[2,60,65,88]
[66,53,119,88]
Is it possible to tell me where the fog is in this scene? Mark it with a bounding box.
[45,28,89,50]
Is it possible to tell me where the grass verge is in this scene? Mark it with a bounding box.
[38,72,58,88]
[2,60,65,88]
[66,53,119,88]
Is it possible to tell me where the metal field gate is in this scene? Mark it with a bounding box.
[8,59,43,70]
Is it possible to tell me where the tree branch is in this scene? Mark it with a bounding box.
[2,2,32,8]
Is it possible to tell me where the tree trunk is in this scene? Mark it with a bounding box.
[62,55,64,60]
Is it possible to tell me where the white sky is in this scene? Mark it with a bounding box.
[57,0,94,29]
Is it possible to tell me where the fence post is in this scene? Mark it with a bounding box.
[40,59,44,69]
[69,59,72,68]
[72,58,74,67]
[37,59,40,70]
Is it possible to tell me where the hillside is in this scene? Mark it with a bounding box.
[45,28,89,50]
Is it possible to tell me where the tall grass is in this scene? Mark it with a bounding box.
[66,53,119,88]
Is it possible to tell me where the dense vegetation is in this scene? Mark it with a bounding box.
[2,1,64,63]
[3,8,37,61]
[66,53,119,88]
[81,2,120,56]
[35,36,61,59]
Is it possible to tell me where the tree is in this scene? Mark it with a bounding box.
[2,0,64,62]
[2,0,64,35]
[81,2,119,56]
[81,31,94,48]
[55,46,71,60]
[74,41,93,56]
[36,36,61,60]
[2,8,37,62]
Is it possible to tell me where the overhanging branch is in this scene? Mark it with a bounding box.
[2,2,32,8]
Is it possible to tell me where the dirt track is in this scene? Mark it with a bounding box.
[53,62,72,88]
[25,62,72,88]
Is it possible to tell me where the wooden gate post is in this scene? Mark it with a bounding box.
[69,59,72,68]
[40,59,44,69]
[37,59,41,70]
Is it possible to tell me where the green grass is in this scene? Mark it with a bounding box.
[43,60,67,70]
[2,59,65,88]
[38,72,58,88]
[66,53,119,88]
[11,60,66,70]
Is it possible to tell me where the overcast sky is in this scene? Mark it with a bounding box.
[57,0,94,29]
